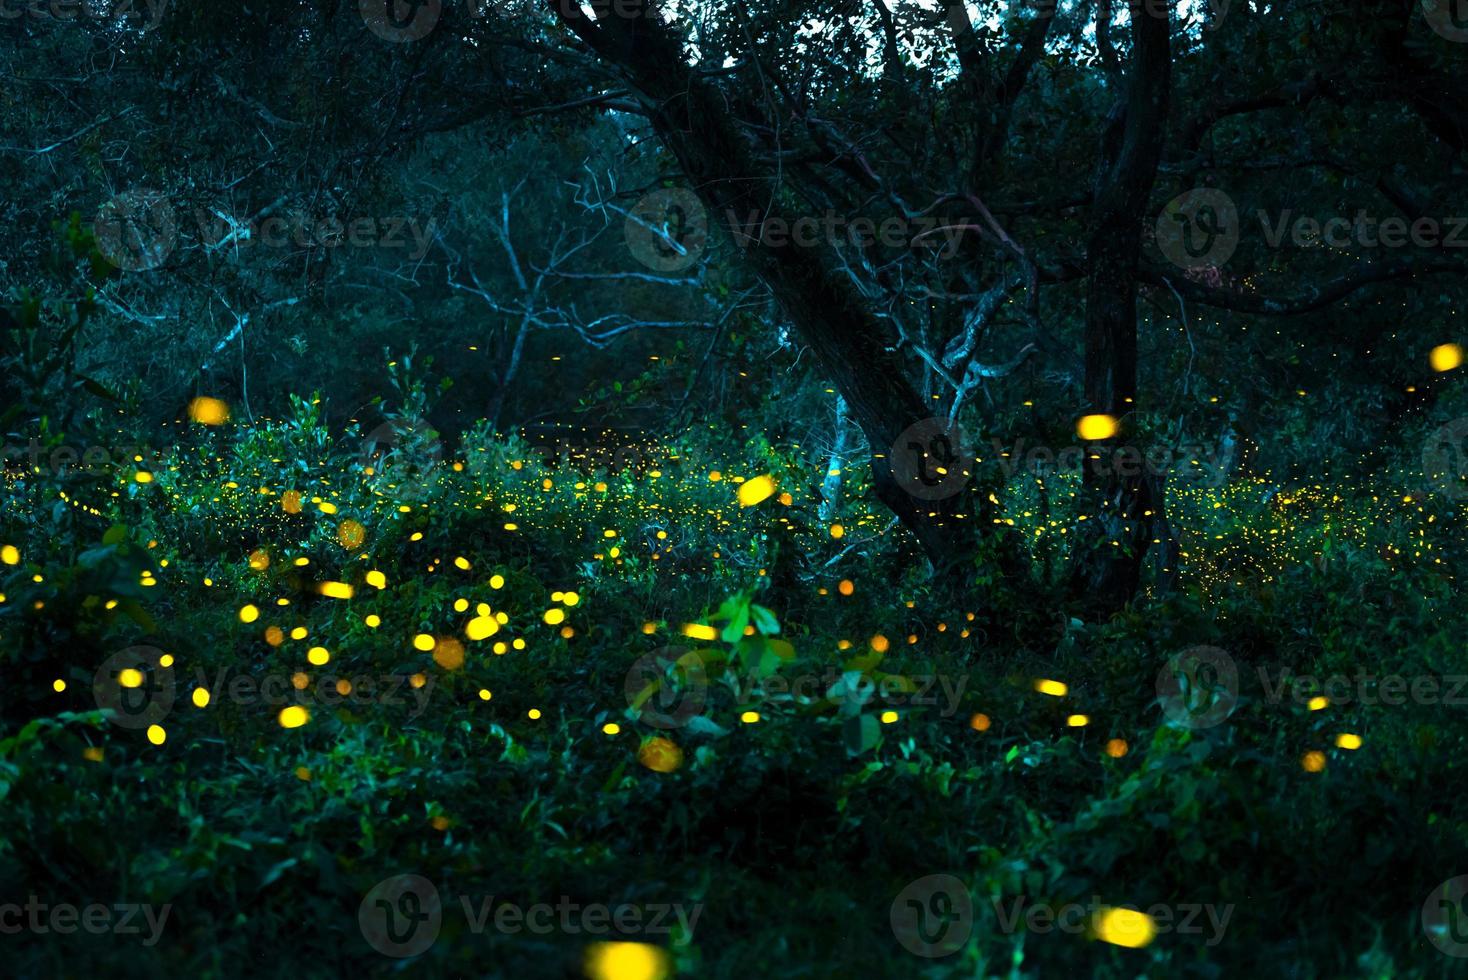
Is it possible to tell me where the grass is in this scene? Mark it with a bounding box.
[1,404,1465,978]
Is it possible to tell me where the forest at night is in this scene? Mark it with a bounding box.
[3,1,1468,976]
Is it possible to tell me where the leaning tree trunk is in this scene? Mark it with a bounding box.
[1070,2,1172,614]
[550,1,979,571]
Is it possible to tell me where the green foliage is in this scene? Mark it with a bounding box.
[1,411,1464,978]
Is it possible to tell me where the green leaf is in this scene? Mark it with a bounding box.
[683,715,729,738]
[842,714,881,756]
[78,375,119,402]
[720,602,750,644]
[750,604,780,635]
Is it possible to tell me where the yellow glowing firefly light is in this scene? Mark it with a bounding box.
[278,706,310,729]
[1093,907,1157,948]
[1430,343,1463,372]
[433,638,466,671]
[466,616,499,641]
[584,942,670,980]
[1076,414,1119,441]
[737,474,777,507]
[188,397,231,425]
[639,737,684,773]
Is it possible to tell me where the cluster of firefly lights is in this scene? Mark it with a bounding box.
[3,343,1462,962]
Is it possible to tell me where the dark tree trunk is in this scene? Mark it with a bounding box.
[1069,2,1172,614]
[551,1,980,571]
